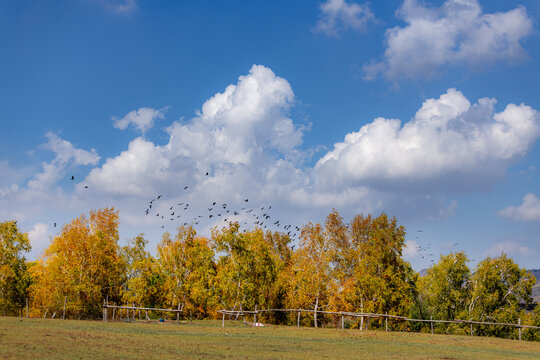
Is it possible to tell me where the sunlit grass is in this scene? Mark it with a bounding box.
[0,316,539,359]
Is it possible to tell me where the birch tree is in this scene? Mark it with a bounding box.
[31,208,124,318]
[0,220,31,315]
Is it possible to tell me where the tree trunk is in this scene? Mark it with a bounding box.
[314,297,319,328]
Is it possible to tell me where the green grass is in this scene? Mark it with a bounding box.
[0,316,539,359]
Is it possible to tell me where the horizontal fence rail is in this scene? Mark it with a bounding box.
[102,302,184,323]
[103,305,183,313]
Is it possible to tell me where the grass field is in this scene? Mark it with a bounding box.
[0,317,539,359]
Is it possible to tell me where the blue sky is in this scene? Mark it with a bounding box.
[1,0,540,270]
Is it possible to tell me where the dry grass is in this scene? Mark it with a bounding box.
[0,316,539,359]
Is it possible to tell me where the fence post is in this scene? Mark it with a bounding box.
[222,312,225,328]
[430,316,433,335]
[190,310,193,323]
[470,319,473,337]
[103,300,106,322]
[297,310,301,327]
[341,313,344,330]
[63,297,67,320]
[518,318,521,341]
[385,312,388,332]
[254,305,257,325]
[26,298,29,319]
[177,304,180,324]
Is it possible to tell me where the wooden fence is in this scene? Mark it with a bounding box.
[19,296,94,320]
[102,302,184,323]
[217,308,540,341]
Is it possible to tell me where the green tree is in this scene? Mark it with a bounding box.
[0,220,31,316]
[468,253,535,338]
[523,303,540,341]
[417,252,470,321]
[213,223,289,316]
[121,234,165,309]
[158,226,216,318]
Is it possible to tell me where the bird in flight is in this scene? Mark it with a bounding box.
[53,223,56,227]
[84,185,88,189]
[184,186,188,190]
[157,195,163,199]
[71,176,74,180]
[206,172,209,176]
[244,199,248,202]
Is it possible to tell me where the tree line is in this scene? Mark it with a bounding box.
[0,207,538,340]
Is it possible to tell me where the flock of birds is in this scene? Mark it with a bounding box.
[51,173,474,265]
[144,189,301,242]
[54,173,303,241]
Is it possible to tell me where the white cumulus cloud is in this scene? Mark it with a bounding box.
[112,107,167,135]
[403,239,419,260]
[315,0,375,35]
[27,133,100,190]
[4,65,540,261]
[315,88,540,192]
[86,65,306,200]
[27,222,52,258]
[498,193,540,222]
[363,0,533,81]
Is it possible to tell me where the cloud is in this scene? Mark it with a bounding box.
[27,223,51,258]
[498,193,540,222]
[315,88,540,193]
[0,160,30,198]
[485,240,532,258]
[27,132,100,190]
[86,65,305,199]
[315,0,375,35]
[3,65,540,262]
[112,107,167,135]
[403,239,419,260]
[363,0,533,81]
[93,0,137,16]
